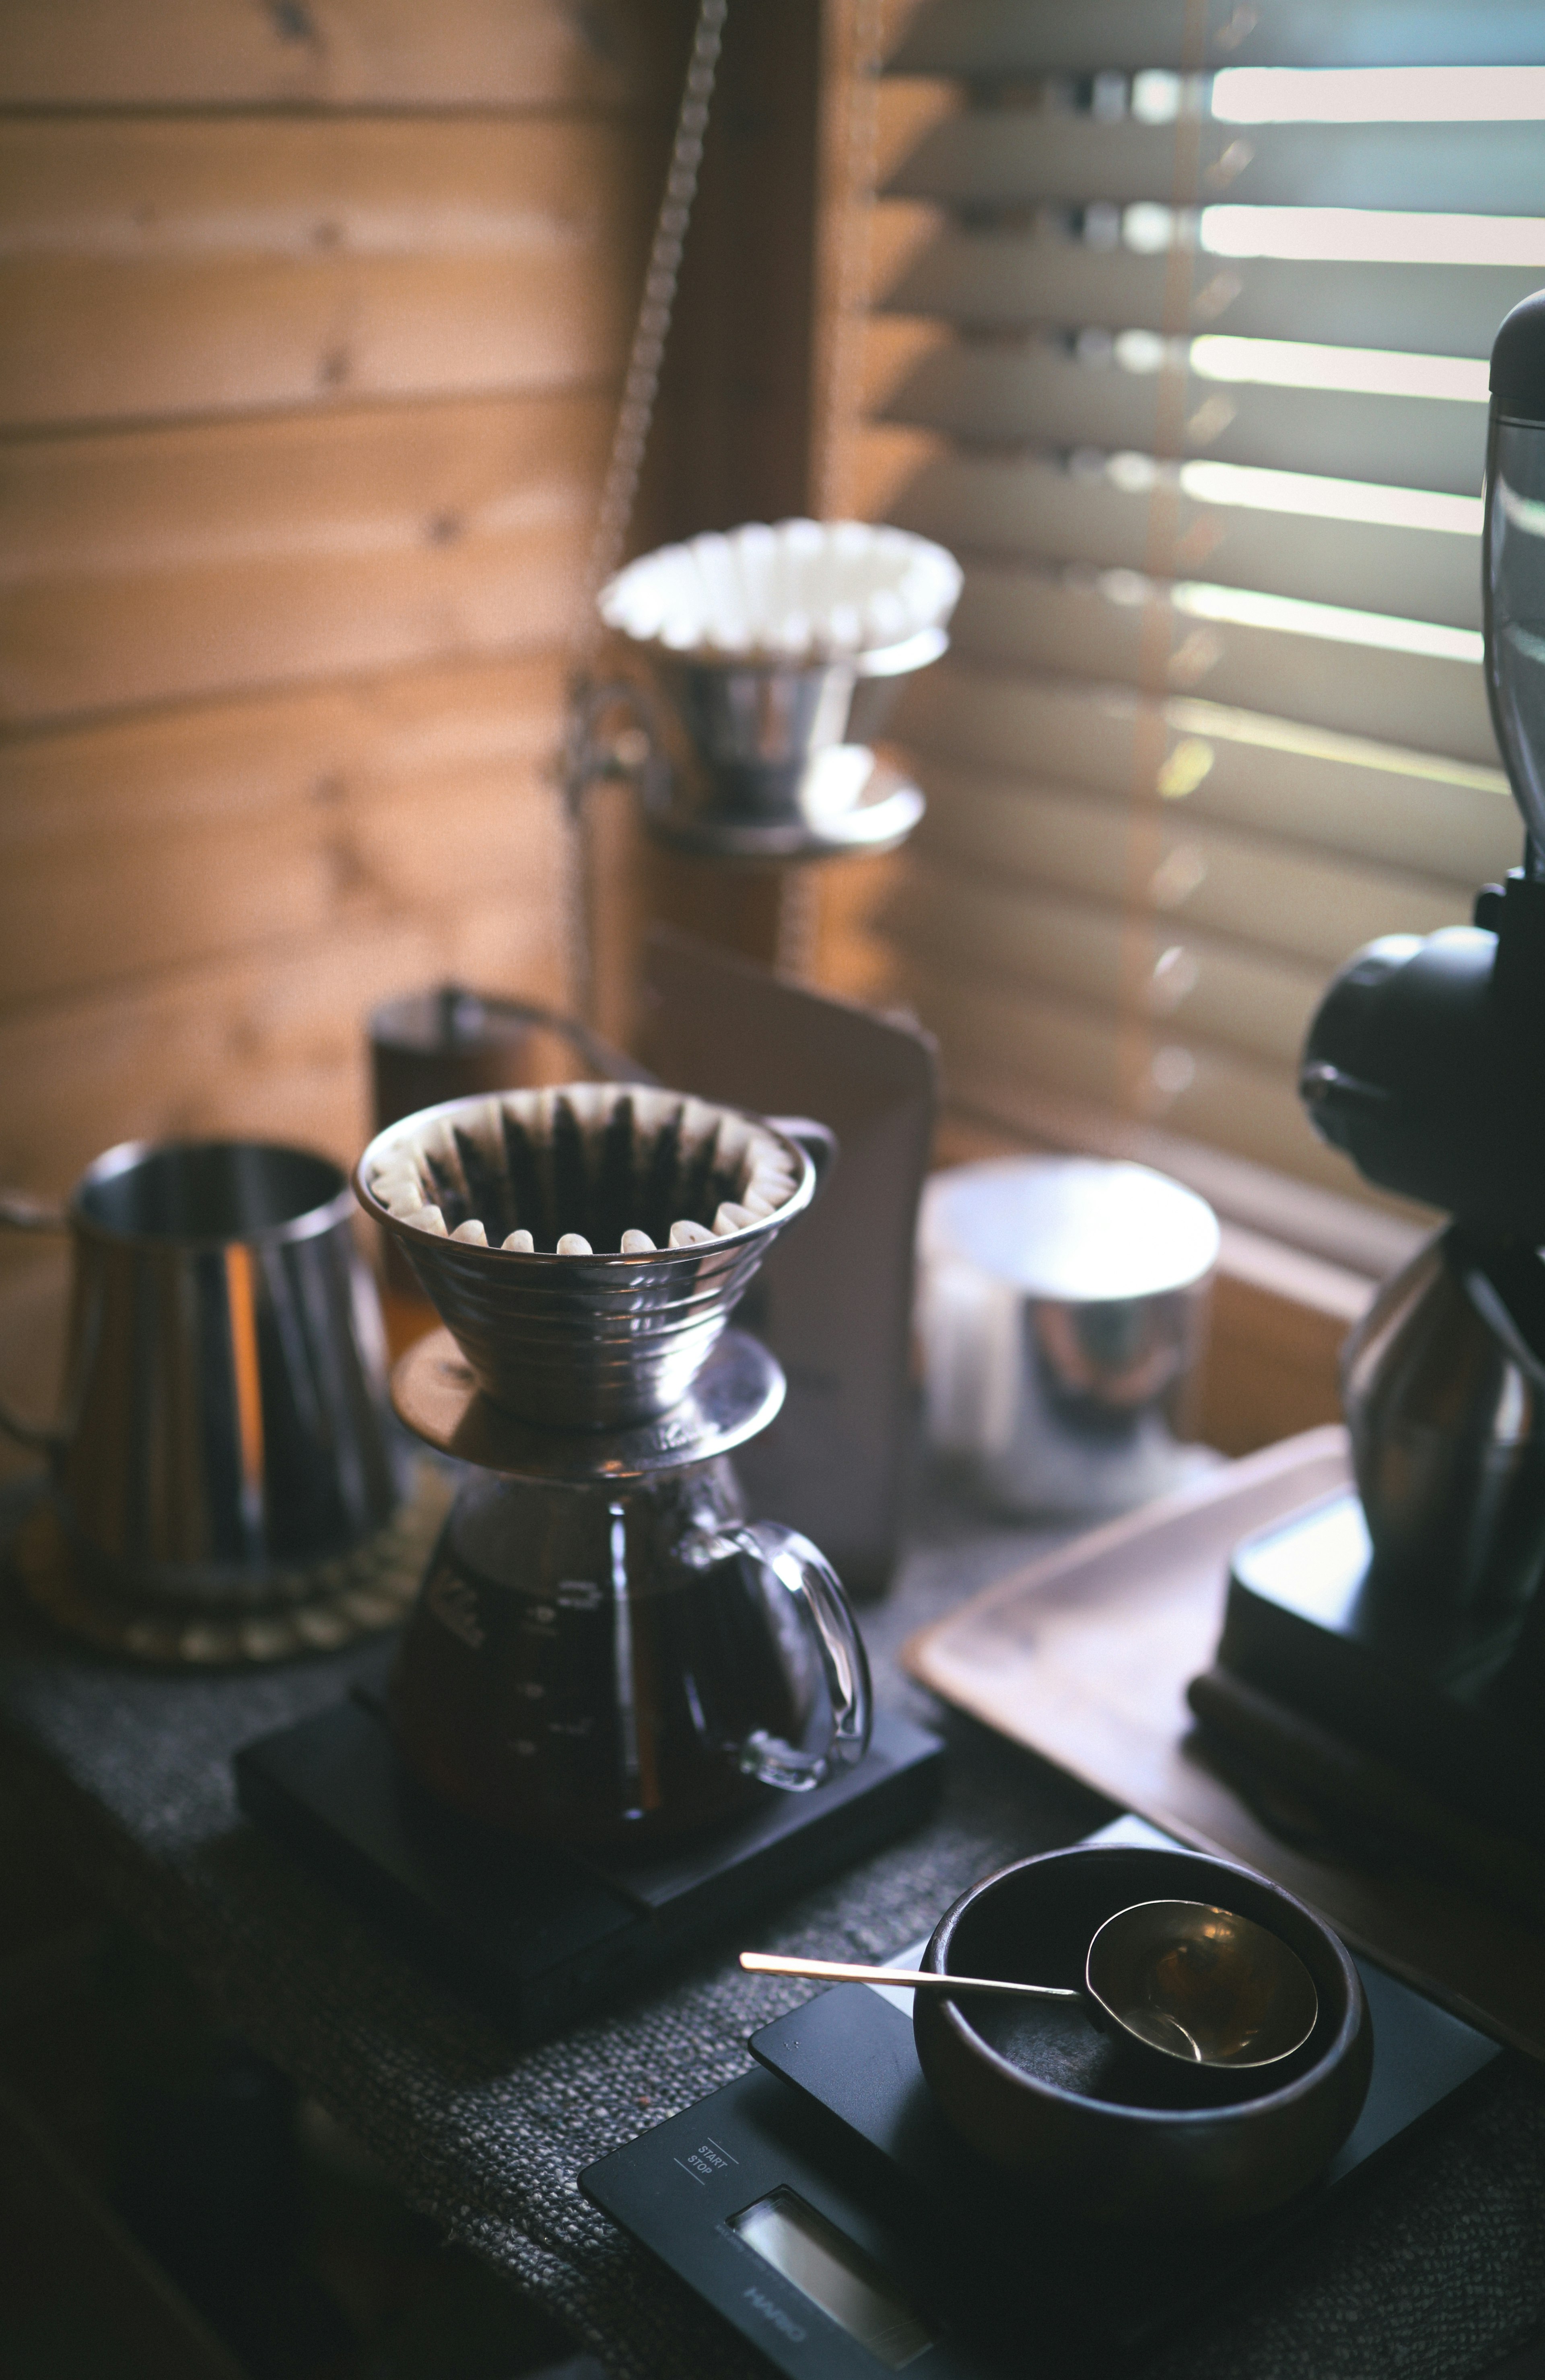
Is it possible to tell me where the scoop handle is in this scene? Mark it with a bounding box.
[740,1952,1079,2000]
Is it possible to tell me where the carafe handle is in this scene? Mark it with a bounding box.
[0,1188,69,1452]
[702,1519,872,1791]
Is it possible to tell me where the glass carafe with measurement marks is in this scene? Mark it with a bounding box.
[356,1085,869,1844]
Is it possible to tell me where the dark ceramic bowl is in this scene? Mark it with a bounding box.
[914,1845,1372,2228]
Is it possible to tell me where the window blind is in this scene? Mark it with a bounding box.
[869,0,1541,1243]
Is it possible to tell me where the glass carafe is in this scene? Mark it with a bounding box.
[387,1457,871,1845]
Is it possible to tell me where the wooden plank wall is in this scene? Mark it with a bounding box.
[0,0,683,1463]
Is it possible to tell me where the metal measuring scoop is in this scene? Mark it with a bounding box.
[742,1898,1320,2073]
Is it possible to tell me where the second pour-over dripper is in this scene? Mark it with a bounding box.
[355,1083,872,1845]
[573,520,960,861]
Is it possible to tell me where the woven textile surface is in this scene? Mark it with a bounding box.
[1,1478,1541,2380]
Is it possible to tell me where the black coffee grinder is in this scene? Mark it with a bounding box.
[1211,291,1545,1849]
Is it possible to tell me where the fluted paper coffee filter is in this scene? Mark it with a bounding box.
[599,518,962,665]
[355,1085,816,1430]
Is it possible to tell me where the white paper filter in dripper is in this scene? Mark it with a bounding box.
[355,1085,814,1429]
[598,519,962,667]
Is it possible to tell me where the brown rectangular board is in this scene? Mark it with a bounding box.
[640,929,937,1600]
[904,1426,1545,2064]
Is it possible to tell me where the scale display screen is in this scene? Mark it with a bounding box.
[730,2188,937,2370]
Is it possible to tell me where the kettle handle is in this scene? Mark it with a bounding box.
[706,1519,872,1791]
[0,1189,69,1452]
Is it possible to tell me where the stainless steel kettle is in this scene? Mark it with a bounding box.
[0,1139,402,1605]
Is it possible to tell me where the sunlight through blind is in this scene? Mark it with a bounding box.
[871,2,1538,1230]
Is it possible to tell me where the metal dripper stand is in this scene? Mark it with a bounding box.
[569,521,960,864]
[1207,291,1545,1856]
[356,1083,875,1849]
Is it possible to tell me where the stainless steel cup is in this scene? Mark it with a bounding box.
[918,1157,1220,1515]
[0,1140,403,1604]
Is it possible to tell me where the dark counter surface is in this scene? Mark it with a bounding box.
[2,1468,1541,2380]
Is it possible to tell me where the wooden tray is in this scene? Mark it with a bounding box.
[904,1427,1545,2064]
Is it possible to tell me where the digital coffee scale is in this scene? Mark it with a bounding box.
[581,1818,1502,2380]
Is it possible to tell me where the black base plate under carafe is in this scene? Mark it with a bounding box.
[234,1664,944,2047]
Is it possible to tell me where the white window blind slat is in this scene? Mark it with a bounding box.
[884,233,1545,357]
[891,452,1481,629]
[900,665,1516,888]
[946,562,1494,762]
[884,346,1487,498]
[910,959,1354,1194]
[891,2,1545,80]
[889,115,1545,218]
[894,856,1322,1066]
[906,756,1485,976]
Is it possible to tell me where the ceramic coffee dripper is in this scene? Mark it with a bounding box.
[0,1140,403,1605]
[356,1083,872,1843]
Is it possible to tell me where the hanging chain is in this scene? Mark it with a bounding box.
[559,0,728,1026]
[777,0,886,981]
[577,0,729,654]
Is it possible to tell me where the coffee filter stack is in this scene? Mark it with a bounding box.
[598,518,962,665]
